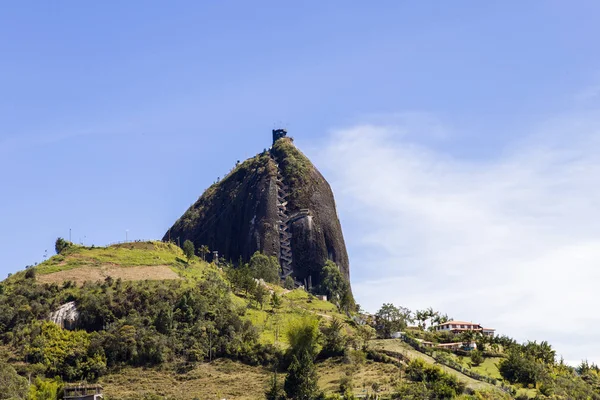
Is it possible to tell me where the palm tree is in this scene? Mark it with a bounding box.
[199,245,210,261]
[415,310,427,330]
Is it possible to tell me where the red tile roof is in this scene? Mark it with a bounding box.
[438,321,480,326]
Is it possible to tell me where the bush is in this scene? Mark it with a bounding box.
[498,350,545,386]
[284,276,295,290]
[55,238,72,255]
[25,268,37,280]
[470,349,484,366]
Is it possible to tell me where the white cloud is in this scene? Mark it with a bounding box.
[315,114,600,365]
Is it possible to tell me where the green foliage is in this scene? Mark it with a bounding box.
[498,350,545,386]
[0,269,271,382]
[284,276,295,290]
[54,238,72,255]
[249,252,280,284]
[319,261,353,312]
[522,340,556,365]
[270,292,282,309]
[28,377,61,400]
[0,362,28,399]
[284,351,320,400]
[227,264,257,295]
[470,349,484,366]
[404,358,466,398]
[253,284,269,309]
[286,316,321,360]
[23,321,104,381]
[265,373,285,400]
[375,303,412,338]
[182,240,195,262]
[198,245,210,261]
[320,318,347,357]
[24,268,36,280]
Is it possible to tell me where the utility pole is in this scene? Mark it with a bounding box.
[126,230,129,243]
[69,228,71,242]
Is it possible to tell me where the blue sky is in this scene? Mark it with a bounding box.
[2,1,600,363]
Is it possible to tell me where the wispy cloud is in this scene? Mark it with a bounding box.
[316,113,600,365]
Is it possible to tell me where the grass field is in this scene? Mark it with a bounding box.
[242,287,350,346]
[30,241,215,286]
[99,357,404,399]
[317,357,402,397]
[454,355,503,380]
[100,359,271,400]
[36,241,187,274]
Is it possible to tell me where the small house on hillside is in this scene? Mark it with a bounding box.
[433,320,495,337]
[64,384,103,400]
[437,341,477,351]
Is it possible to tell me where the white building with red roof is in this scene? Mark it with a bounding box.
[434,320,495,337]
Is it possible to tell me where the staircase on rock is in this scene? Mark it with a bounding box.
[274,159,294,279]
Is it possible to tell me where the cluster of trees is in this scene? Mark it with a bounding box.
[374,303,413,338]
[403,358,466,398]
[413,307,450,330]
[1,269,275,385]
[181,240,210,263]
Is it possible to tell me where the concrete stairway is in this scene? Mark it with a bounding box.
[274,161,294,279]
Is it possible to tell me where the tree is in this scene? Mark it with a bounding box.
[182,240,195,262]
[470,350,484,366]
[321,318,347,357]
[199,245,210,261]
[355,325,376,351]
[286,316,321,360]
[284,351,320,400]
[498,350,544,386]
[415,310,428,330]
[265,372,285,400]
[249,251,280,284]
[375,303,412,338]
[0,362,28,399]
[253,284,269,309]
[319,260,353,311]
[55,237,72,254]
[270,292,283,309]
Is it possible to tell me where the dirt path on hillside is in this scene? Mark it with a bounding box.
[37,265,180,285]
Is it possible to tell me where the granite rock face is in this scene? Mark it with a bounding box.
[163,136,350,288]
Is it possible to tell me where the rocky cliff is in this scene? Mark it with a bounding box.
[163,134,350,288]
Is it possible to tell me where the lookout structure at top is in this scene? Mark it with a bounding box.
[272,128,287,144]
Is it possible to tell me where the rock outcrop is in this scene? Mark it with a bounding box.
[163,133,350,288]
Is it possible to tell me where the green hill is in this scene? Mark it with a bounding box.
[1,241,599,400]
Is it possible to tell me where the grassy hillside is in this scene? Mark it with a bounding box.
[2,242,599,400]
[35,241,189,274]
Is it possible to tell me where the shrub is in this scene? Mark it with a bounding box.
[498,350,544,386]
[470,349,484,366]
[284,276,295,290]
[25,268,36,280]
[54,238,72,255]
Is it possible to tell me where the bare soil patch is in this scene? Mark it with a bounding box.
[37,265,180,285]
